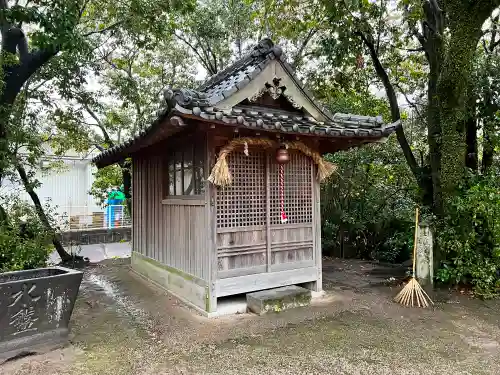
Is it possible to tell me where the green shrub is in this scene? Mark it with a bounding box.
[436,174,500,298]
[0,202,53,272]
[321,138,418,263]
[373,225,414,263]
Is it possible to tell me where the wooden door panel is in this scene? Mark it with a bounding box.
[216,229,267,278]
[215,149,315,279]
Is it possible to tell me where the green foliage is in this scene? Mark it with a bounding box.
[436,174,500,298]
[313,66,419,263]
[321,136,418,263]
[0,200,53,272]
[173,0,257,74]
[89,164,123,206]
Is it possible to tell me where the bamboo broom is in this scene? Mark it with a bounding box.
[394,207,434,308]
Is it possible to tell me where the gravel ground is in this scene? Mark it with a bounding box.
[2,259,500,375]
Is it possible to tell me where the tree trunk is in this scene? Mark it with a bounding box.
[433,21,484,208]
[427,37,443,216]
[465,108,478,171]
[463,73,478,172]
[16,163,73,262]
[357,31,433,206]
[0,202,8,226]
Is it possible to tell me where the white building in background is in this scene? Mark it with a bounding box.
[2,147,105,226]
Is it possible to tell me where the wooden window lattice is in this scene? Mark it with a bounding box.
[216,150,266,228]
[216,150,313,229]
[167,139,205,196]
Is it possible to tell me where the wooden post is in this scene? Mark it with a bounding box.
[206,133,218,313]
[265,153,271,272]
[314,177,323,292]
[310,162,322,292]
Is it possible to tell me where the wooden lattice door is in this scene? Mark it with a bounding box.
[269,152,314,268]
[215,149,315,279]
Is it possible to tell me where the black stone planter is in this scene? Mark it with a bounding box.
[0,266,83,362]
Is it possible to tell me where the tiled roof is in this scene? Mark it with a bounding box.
[92,38,401,167]
[197,38,282,99]
[173,105,398,138]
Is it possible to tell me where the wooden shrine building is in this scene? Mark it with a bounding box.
[93,39,400,315]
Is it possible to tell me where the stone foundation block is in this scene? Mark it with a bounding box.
[246,285,311,315]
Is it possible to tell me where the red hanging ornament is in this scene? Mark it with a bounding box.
[275,146,289,224]
[279,164,287,224]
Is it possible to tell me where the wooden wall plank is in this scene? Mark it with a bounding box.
[153,156,158,261]
[151,158,156,259]
[134,144,210,282]
[142,157,147,256]
[131,159,137,253]
[159,158,165,265]
[150,157,154,260]
[156,156,161,261]
[146,158,150,258]
[311,162,316,265]
[147,157,152,258]
[139,157,145,255]
[157,203,208,280]
[216,267,318,297]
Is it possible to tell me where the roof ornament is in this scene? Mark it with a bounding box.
[249,77,302,109]
[252,38,274,57]
[163,87,209,110]
[249,38,283,59]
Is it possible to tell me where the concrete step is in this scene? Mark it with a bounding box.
[246,285,311,315]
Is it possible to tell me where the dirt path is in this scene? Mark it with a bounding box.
[2,259,500,375]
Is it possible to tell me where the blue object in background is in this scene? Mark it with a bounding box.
[104,188,126,228]
[107,199,120,228]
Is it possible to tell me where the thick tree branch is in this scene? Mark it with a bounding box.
[403,5,430,60]
[355,30,421,183]
[204,38,219,73]
[83,21,123,37]
[376,0,385,53]
[487,16,500,53]
[15,158,73,262]
[394,82,424,121]
[0,201,8,226]
[17,29,29,61]
[195,34,217,74]
[0,0,10,29]
[490,39,500,51]
[174,31,216,75]
[2,47,59,106]
[291,28,318,68]
[482,38,489,53]
[81,104,114,146]
[490,14,499,51]
[94,143,105,152]
[0,0,30,62]
[406,47,425,52]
